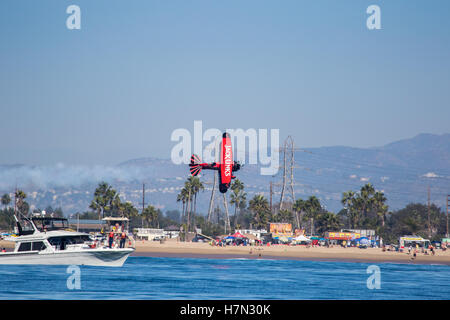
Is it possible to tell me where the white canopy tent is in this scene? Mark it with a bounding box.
[293,235,311,242]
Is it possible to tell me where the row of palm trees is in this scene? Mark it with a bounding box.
[341,183,388,229]
[1,190,29,216]
[176,177,250,233]
[175,175,344,235]
[89,182,161,228]
[247,193,340,235]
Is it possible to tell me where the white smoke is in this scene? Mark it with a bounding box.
[0,163,151,190]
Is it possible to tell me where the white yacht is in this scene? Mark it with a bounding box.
[0,214,134,267]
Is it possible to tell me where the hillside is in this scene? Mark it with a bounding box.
[0,133,448,215]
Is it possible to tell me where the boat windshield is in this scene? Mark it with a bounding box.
[32,217,69,232]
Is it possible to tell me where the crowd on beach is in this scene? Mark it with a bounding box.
[400,243,447,260]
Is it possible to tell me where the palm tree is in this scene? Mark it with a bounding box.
[341,190,356,228]
[183,180,193,232]
[189,176,204,230]
[142,205,160,228]
[1,194,11,210]
[249,194,270,229]
[277,209,294,224]
[231,179,244,193]
[177,189,187,221]
[317,211,341,234]
[359,183,376,223]
[230,179,247,228]
[293,198,306,229]
[89,182,118,219]
[111,192,122,217]
[14,190,28,216]
[373,191,388,227]
[223,193,231,233]
[121,201,139,218]
[304,196,321,236]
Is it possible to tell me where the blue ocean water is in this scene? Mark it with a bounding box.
[0,257,449,300]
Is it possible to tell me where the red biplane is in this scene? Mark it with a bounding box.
[189,132,241,193]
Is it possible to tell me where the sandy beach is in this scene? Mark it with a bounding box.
[2,239,449,265]
[131,239,450,266]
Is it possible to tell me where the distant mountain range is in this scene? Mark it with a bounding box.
[0,133,448,215]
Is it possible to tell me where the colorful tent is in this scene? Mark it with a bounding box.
[358,237,369,245]
[293,235,311,242]
[231,232,246,238]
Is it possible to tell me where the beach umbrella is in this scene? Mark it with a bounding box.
[293,235,311,242]
[359,238,369,245]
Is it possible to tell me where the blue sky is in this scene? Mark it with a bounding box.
[1,0,449,165]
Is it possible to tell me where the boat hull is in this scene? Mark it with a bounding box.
[0,248,134,267]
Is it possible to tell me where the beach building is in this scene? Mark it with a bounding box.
[325,231,361,240]
[341,229,376,238]
[234,229,267,240]
[134,227,165,241]
[163,225,180,239]
[268,223,294,243]
[399,235,430,248]
[325,231,362,246]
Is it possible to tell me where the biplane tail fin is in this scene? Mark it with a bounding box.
[189,154,202,176]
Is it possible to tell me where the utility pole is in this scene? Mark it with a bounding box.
[427,186,431,239]
[142,183,146,228]
[279,139,288,210]
[14,187,17,217]
[270,181,273,214]
[290,138,295,204]
[446,194,449,238]
[207,174,216,222]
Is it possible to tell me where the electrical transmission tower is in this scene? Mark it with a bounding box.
[279,136,297,211]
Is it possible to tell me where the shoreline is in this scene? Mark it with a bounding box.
[131,241,450,266]
[2,239,448,266]
[131,251,450,266]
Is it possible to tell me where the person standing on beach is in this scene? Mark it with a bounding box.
[412,249,417,260]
